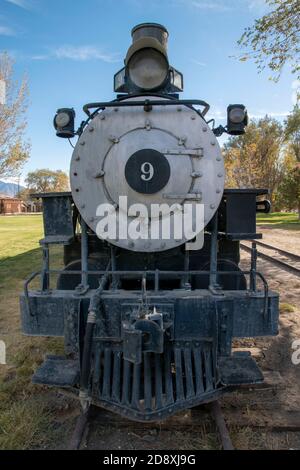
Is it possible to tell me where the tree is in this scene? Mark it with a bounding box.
[277,162,300,218]
[25,169,70,193]
[0,52,30,179]
[223,116,284,204]
[276,105,300,218]
[284,105,300,161]
[238,0,300,84]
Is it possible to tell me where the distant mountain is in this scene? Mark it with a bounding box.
[0,181,25,197]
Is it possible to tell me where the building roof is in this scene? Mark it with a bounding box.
[0,194,22,201]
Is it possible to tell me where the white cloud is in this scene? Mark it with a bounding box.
[192,59,207,67]
[53,45,121,63]
[247,0,269,13]
[248,111,289,119]
[176,0,269,13]
[5,0,30,9]
[208,106,289,122]
[30,46,121,63]
[31,54,49,61]
[190,1,231,11]
[0,25,15,36]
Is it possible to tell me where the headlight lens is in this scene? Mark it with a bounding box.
[128,48,168,90]
[55,112,71,128]
[229,107,246,124]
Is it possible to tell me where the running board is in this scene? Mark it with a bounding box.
[32,355,79,387]
[219,352,264,386]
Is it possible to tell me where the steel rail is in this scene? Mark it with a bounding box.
[210,401,234,450]
[68,409,91,450]
[254,240,300,263]
[241,244,300,277]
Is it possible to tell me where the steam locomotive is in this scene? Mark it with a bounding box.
[20,24,279,422]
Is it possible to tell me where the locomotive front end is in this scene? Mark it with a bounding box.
[20,23,279,423]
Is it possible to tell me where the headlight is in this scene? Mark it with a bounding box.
[53,108,75,139]
[55,111,71,128]
[229,107,246,124]
[128,48,169,90]
[227,104,248,136]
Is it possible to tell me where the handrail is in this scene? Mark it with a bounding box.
[83,99,210,118]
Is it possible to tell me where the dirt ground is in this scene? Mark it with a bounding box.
[259,227,300,255]
[52,228,300,451]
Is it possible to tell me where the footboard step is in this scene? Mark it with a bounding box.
[32,355,79,387]
[219,353,264,386]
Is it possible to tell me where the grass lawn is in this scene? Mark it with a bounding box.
[0,215,66,449]
[257,212,300,230]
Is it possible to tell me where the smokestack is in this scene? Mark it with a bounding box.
[131,23,169,50]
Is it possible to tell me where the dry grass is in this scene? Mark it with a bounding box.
[280,303,296,313]
[0,215,67,449]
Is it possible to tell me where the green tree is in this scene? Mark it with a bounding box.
[277,162,300,218]
[25,169,70,193]
[284,105,300,161]
[238,0,300,84]
[0,52,30,179]
[275,106,300,217]
[223,116,284,204]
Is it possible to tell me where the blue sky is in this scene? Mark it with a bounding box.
[0,0,298,183]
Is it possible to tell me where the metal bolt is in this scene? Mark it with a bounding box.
[89,126,94,132]
[95,170,105,178]
[100,114,105,120]
[211,141,216,146]
[191,115,196,120]
[75,156,80,161]
[218,173,223,177]
[177,107,182,112]
[210,204,216,209]
[80,141,85,146]
[203,127,208,132]
[216,189,221,194]
[109,135,119,144]
[216,157,222,161]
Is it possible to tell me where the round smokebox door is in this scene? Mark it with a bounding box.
[125,149,171,194]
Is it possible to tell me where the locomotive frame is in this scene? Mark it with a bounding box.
[20,187,279,422]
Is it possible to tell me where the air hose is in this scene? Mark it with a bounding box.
[79,269,110,411]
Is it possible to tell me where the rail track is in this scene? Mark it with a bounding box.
[241,241,300,277]
[68,400,234,450]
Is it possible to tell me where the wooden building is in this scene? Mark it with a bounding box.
[0,195,23,215]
